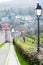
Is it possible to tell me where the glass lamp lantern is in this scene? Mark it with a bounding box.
[35,3,42,17]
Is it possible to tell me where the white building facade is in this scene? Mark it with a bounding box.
[0,30,5,44]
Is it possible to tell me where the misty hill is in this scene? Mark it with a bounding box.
[0,8,43,32]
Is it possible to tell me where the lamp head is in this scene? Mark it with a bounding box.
[35,3,42,17]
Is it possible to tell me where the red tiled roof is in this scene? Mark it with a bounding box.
[2,24,10,30]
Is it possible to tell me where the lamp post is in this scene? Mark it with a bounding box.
[35,3,42,53]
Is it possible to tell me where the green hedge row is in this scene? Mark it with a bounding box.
[13,39,40,65]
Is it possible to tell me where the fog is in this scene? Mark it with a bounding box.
[0,0,43,8]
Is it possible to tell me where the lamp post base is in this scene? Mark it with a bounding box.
[37,48,40,53]
[37,50,40,53]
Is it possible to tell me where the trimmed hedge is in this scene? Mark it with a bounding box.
[14,44,29,65]
[15,43,40,65]
[13,37,41,65]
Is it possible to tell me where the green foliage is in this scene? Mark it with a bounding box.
[0,42,5,48]
[25,37,35,43]
[14,36,41,65]
[14,36,37,63]
[14,44,29,65]
[40,37,43,43]
[15,36,36,52]
[29,58,40,65]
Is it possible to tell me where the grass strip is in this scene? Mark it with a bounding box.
[14,44,30,65]
[0,42,5,48]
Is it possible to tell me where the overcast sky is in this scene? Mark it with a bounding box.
[0,0,43,8]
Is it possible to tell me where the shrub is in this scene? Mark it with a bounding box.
[40,37,43,43]
[14,37,41,65]
[13,39,16,45]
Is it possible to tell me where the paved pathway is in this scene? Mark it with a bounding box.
[0,43,10,65]
[5,43,20,65]
[0,43,20,65]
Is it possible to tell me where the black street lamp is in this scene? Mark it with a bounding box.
[35,3,42,53]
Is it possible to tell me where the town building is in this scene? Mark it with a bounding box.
[0,23,11,44]
[2,23,11,42]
